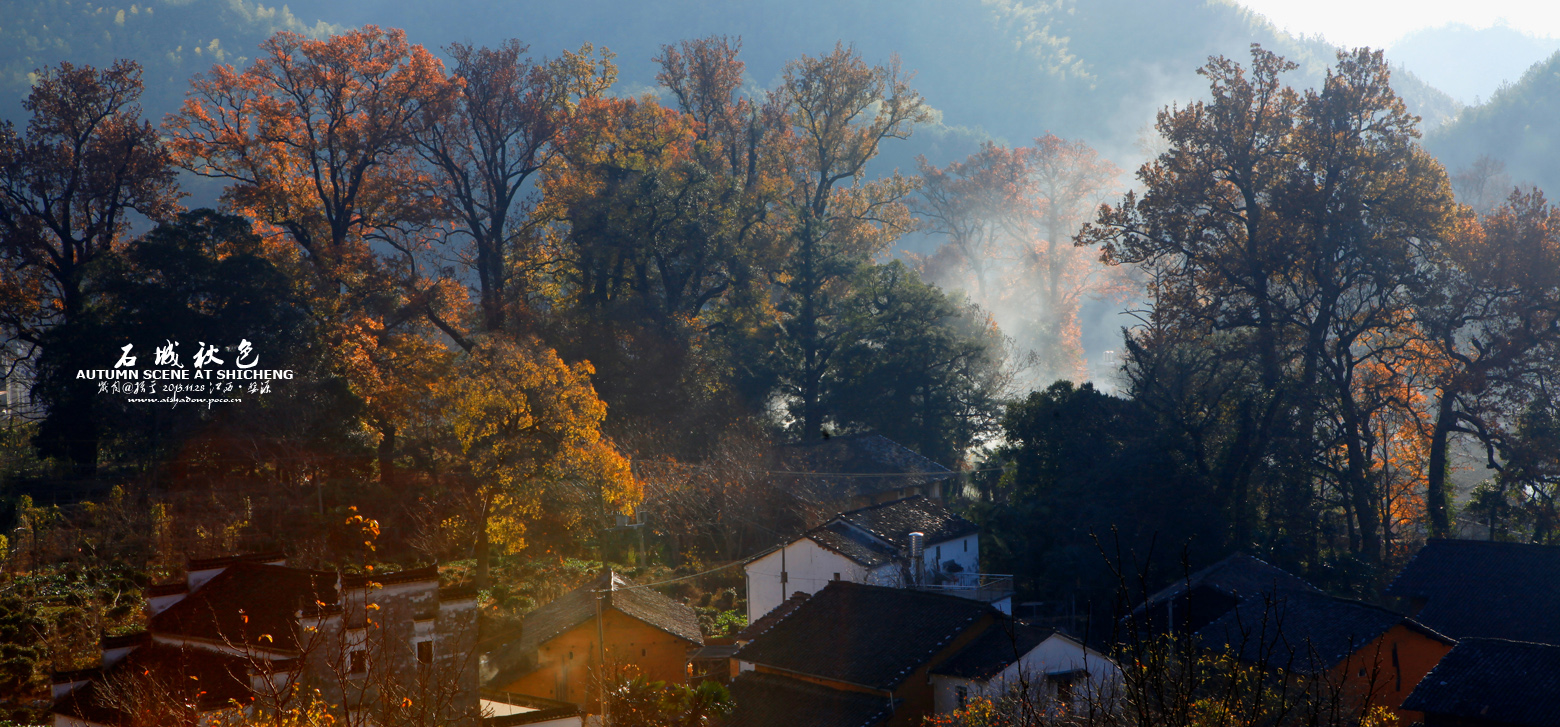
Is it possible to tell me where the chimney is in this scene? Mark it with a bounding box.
[908,532,925,586]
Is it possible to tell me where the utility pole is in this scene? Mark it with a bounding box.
[595,578,610,727]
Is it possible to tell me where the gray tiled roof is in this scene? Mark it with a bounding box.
[1143,553,1322,609]
[1402,638,1560,726]
[734,581,996,690]
[807,521,897,567]
[1386,539,1560,644]
[930,622,1055,680]
[1193,591,1449,674]
[839,495,978,549]
[725,671,895,727]
[489,569,703,686]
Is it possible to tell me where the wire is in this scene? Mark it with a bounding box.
[594,558,747,593]
[630,460,1006,477]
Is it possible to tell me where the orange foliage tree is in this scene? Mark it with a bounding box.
[166,26,461,487]
[415,39,615,337]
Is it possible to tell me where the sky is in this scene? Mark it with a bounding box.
[1237,1,1560,48]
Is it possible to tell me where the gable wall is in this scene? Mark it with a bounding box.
[745,539,871,622]
[1330,623,1453,723]
[883,613,998,727]
[499,607,697,710]
[929,635,1120,713]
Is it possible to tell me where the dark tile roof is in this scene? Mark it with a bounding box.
[1402,638,1560,726]
[187,552,287,571]
[734,581,996,691]
[725,672,895,727]
[839,495,978,549]
[1192,591,1448,674]
[776,434,953,504]
[151,562,339,651]
[735,591,811,642]
[1143,553,1323,608]
[1385,539,1560,644]
[807,521,897,567]
[930,622,1055,681]
[54,642,256,724]
[341,565,438,589]
[489,570,702,686]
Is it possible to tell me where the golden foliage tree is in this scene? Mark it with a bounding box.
[437,335,639,586]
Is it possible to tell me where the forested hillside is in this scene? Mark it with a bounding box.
[1427,49,1560,197]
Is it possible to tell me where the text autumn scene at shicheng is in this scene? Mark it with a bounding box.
[1,1,1558,725]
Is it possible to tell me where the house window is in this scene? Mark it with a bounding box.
[346,628,368,676]
[956,686,968,709]
[833,573,841,581]
[936,545,941,561]
[416,640,433,665]
[964,539,968,553]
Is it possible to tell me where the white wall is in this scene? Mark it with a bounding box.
[922,535,980,583]
[930,633,1121,714]
[744,538,870,622]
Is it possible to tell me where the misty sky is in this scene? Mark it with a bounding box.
[1240,0,1560,47]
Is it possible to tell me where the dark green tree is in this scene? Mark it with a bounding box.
[825,261,1007,466]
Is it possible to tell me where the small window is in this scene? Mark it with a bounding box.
[416,640,433,665]
[833,572,840,581]
[956,686,968,709]
[936,546,941,561]
[964,539,968,553]
[349,649,367,675]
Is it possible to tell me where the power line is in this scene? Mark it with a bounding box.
[593,558,746,593]
[630,459,1006,478]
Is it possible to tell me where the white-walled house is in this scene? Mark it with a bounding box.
[743,495,1008,623]
[929,624,1120,714]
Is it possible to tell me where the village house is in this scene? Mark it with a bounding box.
[1387,539,1560,645]
[726,581,1086,727]
[1132,553,1454,722]
[744,495,1011,623]
[1193,590,1454,722]
[483,569,703,712]
[1401,637,1560,727]
[928,623,1118,713]
[50,552,480,727]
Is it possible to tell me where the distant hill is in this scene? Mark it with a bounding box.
[0,0,1458,171]
[1426,50,1560,197]
[0,0,339,123]
[1388,23,1560,106]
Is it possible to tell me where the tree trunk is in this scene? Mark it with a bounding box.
[1426,388,1457,538]
[476,504,491,590]
[378,424,397,489]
